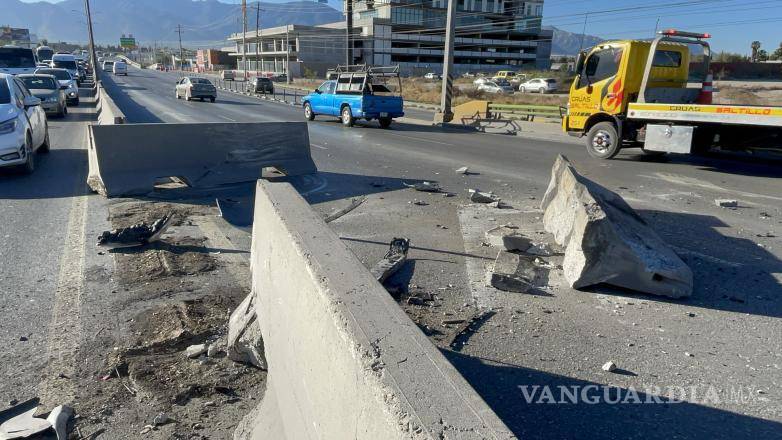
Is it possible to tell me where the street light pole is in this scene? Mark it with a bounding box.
[84,0,98,81]
[434,0,457,124]
[345,0,353,67]
[242,0,248,80]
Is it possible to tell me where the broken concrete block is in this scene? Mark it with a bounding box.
[469,189,499,204]
[227,292,267,369]
[485,225,519,246]
[0,405,51,439]
[370,238,410,283]
[526,242,554,256]
[185,344,207,358]
[455,166,469,174]
[541,155,693,298]
[46,405,73,440]
[97,212,175,249]
[489,251,540,293]
[602,361,617,372]
[501,234,532,252]
[404,181,441,193]
[715,199,738,208]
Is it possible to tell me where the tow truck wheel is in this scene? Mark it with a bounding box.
[304,103,315,121]
[586,122,621,159]
[378,117,392,129]
[341,106,354,127]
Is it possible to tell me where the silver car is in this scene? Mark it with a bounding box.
[34,68,79,105]
[17,74,67,117]
[477,80,515,94]
[175,77,217,102]
[518,78,558,94]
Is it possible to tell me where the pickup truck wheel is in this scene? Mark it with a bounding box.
[586,122,621,159]
[379,117,392,129]
[304,103,315,121]
[341,106,354,127]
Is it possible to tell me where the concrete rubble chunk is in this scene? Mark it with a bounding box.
[96,212,175,249]
[227,292,267,369]
[501,233,532,252]
[485,225,519,246]
[489,251,541,293]
[526,242,554,256]
[370,238,410,284]
[602,361,617,372]
[0,405,51,440]
[46,405,73,440]
[403,181,441,193]
[541,155,693,298]
[469,189,499,204]
[185,344,207,359]
[455,166,469,174]
[715,199,738,208]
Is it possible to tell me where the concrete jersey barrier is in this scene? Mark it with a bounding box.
[235,179,516,440]
[86,122,317,197]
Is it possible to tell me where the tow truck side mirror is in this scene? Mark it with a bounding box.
[575,50,587,75]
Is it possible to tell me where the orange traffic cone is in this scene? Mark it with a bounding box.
[697,73,713,104]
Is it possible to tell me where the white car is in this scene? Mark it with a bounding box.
[477,80,515,94]
[473,77,490,86]
[0,74,50,174]
[113,61,128,76]
[51,53,80,85]
[35,68,79,105]
[518,78,558,94]
[102,60,115,71]
[424,72,441,80]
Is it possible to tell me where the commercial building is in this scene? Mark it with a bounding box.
[0,26,32,48]
[227,0,551,76]
[196,49,233,71]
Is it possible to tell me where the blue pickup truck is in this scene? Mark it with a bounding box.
[303,66,404,128]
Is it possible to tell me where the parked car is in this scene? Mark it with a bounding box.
[51,53,80,86]
[492,70,519,83]
[424,72,441,80]
[113,61,128,76]
[221,70,235,81]
[17,74,67,117]
[477,80,515,94]
[77,64,87,81]
[102,60,114,71]
[518,78,558,93]
[303,67,404,128]
[473,77,490,86]
[270,73,287,82]
[0,73,50,174]
[34,68,79,105]
[248,76,274,94]
[175,77,216,102]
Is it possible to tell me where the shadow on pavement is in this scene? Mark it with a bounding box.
[583,209,782,318]
[100,74,164,124]
[0,149,90,199]
[444,350,782,439]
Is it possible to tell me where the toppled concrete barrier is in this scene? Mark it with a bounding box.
[235,180,515,440]
[541,155,693,298]
[86,122,317,197]
[227,292,267,369]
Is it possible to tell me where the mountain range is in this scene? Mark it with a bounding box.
[548,27,605,56]
[1,0,343,46]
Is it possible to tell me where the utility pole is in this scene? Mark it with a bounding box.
[434,0,457,124]
[286,27,290,84]
[578,13,589,53]
[176,24,184,71]
[84,0,98,81]
[255,2,261,75]
[242,0,248,80]
[345,0,353,66]
[654,16,661,36]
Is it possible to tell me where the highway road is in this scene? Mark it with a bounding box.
[1,65,779,439]
[100,67,782,438]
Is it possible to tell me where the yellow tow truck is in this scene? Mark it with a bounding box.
[564,29,782,159]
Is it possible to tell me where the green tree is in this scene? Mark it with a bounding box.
[772,42,782,60]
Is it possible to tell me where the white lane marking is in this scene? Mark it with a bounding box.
[384,132,452,146]
[311,143,328,150]
[218,115,237,122]
[641,172,782,203]
[37,129,89,408]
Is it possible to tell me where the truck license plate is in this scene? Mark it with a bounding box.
[380,112,388,117]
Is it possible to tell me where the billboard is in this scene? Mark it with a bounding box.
[0,26,31,46]
[120,35,136,49]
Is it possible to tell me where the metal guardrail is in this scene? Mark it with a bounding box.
[488,103,564,122]
[191,73,306,106]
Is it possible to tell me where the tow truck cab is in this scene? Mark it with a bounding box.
[567,30,782,159]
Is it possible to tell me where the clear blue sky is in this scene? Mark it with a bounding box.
[22,0,782,53]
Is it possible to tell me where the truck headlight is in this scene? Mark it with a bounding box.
[0,118,17,135]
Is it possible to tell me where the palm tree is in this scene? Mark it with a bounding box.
[751,41,761,62]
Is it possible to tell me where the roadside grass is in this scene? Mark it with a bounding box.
[714,87,769,105]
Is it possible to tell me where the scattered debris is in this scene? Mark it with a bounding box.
[153,412,170,426]
[501,233,532,252]
[756,232,776,238]
[441,319,466,325]
[207,340,223,357]
[412,200,429,206]
[370,238,411,284]
[686,312,696,317]
[227,292,267,369]
[759,211,772,219]
[324,197,367,223]
[526,242,554,257]
[455,166,470,174]
[46,405,73,440]
[489,251,542,293]
[685,352,694,357]
[715,199,738,208]
[185,344,208,359]
[488,200,511,209]
[485,225,520,246]
[406,292,434,306]
[468,189,499,204]
[97,212,175,249]
[541,155,692,298]
[436,224,449,230]
[403,181,442,193]
[0,400,51,440]
[602,361,618,372]
[448,310,494,351]
[140,425,154,435]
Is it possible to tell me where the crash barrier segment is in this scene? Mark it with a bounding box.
[96,82,126,125]
[234,179,516,440]
[488,103,564,122]
[209,76,305,107]
[86,122,317,197]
